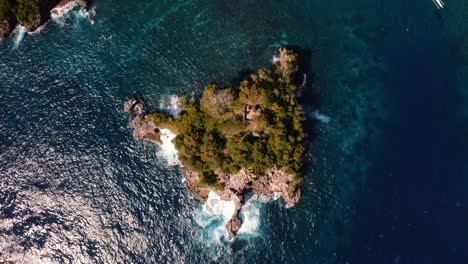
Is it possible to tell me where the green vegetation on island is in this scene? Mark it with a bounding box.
[143,48,306,188]
[14,0,40,26]
[0,0,40,27]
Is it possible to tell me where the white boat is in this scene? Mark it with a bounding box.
[432,0,445,9]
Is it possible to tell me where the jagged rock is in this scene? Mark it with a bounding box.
[54,0,88,9]
[25,19,41,32]
[124,98,163,143]
[226,215,242,238]
[124,98,148,119]
[182,168,302,239]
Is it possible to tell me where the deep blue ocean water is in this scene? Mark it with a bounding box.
[1,0,467,263]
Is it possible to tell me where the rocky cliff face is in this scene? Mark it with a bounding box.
[183,168,301,238]
[124,98,164,144]
[124,97,302,239]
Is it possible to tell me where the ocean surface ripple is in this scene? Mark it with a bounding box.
[1,0,467,263]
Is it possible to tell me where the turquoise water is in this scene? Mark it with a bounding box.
[1,0,467,262]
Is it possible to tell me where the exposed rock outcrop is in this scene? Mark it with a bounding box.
[226,216,242,238]
[185,168,301,238]
[275,47,292,78]
[124,98,163,144]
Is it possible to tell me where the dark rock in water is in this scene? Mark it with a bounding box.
[124,98,161,143]
[226,214,242,238]
[124,98,148,119]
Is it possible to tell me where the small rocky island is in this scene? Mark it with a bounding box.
[125,48,306,238]
[0,0,90,38]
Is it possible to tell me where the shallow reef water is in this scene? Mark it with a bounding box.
[0,0,467,263]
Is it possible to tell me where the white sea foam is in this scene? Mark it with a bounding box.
[237,192,282,237]
[432,0,445,9]
[159,95,181,118]
[51,1,95,26]
[79,7,96,25]
[12,25,27,47]
[28,24,47,35]
[255,192,283,202]
[158,128,179,166]
[195,191,284,243]
[309,110,331,123]
[303,105,331,123]
[238,200,260,236]
[51,2,79,23]
[154,95,182,166]
[272,54,280,64]
[194,191,236,244]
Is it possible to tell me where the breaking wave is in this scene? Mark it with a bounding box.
[303,105,331,123]
[237,193,281,237]
[51,2,79,27]
[155,95,181,166]
[12,25,27,47]
[194,192,284,244]
[194,192,236,244]
[159,95,182,118]
[158,128,179,166]
[51,1,95,26]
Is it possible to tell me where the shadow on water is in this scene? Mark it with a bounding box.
[286,46,321,176]
[285,45,320,109]
[229,68,255,88]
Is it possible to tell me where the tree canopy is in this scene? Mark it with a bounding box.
[0,0,42,27]
[14,0,40,26]
[148,49,305,187]
[0,0,13,18]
